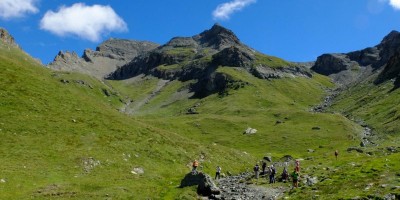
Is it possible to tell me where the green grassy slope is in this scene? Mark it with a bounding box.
[106,64,396,199]
[2,42,398,199]
[0,45,255,199]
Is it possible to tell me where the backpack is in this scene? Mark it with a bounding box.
[271,167,276,175]
[254,166,259,171]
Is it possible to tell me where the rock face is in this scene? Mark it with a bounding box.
[179,173,220,197]
[375,49,400,89]
[107,24,311,97]
[0,28,18,48]
[311,30,400,87]
[48,39,159,79]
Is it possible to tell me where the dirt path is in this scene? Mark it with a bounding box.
[215,173,285,200]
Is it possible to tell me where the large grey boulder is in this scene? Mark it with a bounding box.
[179,173,220,197]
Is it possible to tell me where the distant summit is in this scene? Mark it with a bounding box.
[194,23,241,50]
[48,39,159,78]
[311,30,400,87]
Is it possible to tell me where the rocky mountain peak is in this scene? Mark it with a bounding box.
[48,39,159,78]
[194,24,241,50]
[379,30,400,46]
[0,28,18,47]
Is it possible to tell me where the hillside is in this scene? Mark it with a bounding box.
[1,25,400,200]
[0,29,256,199]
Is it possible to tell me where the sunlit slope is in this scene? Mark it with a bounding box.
[332,76,400,136]
[0,45,255,199]
[105,64,400,199]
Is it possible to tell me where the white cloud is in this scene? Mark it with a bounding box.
[40,3,127,42]
[0,0,39,19]
[213,0,256,20]
[380,0,400,10]
[389,0,400,9]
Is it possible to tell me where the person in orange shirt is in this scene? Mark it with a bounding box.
[192,160,199,174]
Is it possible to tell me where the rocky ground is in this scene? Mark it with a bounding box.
[213,172,285,200]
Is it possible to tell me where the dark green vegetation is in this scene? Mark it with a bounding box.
[1,30,400,199]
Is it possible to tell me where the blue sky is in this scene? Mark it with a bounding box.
[1,0,400,64]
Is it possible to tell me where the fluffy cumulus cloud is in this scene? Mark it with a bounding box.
[40,3,127,42]
[213,0,256,20]
[389,0,400,9]
[0,0,39,19]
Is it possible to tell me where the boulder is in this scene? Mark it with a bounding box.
[347,147,364,153]
[304,176,318,186]
[197,174,220,196]
[131,167,144,175]
[180,173,220,197]
[243,127,257,135]
[312,126,321,130]
[263,156,272,162]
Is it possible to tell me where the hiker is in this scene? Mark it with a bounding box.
[192,160,199,174]
[269,165,276,184]
[335,150,339,160]
[295,160,300,172]
[262,161,267,175]
[215,166,221,179]
[281,167,289,183]
[291,169,299,188]
[253,163,260,179]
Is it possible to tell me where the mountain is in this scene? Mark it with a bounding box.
[48,39,159,78]
[311,30,400,87]
[2,26,400,200]
[106,24,312,97]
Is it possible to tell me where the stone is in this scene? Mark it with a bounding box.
[130,167,144,175]
[383,193,396,200]
[263,156,272,162]
[386,146,398,153]
[312,126,321,130]
[347,147,364,153]
[305,176,318,186]
[197,174,220,196]
[187,107,199,114]
[307,149,315,153]
[243,127,257,135]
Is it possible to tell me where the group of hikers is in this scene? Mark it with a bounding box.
[190,150,339,189]
[253,160,300,188]
[191,159,301,188]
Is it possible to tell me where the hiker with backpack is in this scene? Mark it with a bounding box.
[291,168,300,188]
[281,167,289,183]
[253,163,260,179]
[295,160,300,172]
[269,165,276,184]
[215,166,221,180]
[262,161,267,175]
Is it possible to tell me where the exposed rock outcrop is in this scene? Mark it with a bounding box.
[48,39,159,78]
[375,50,400,90]
[311,30,400,87]
[0,28,18,48]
